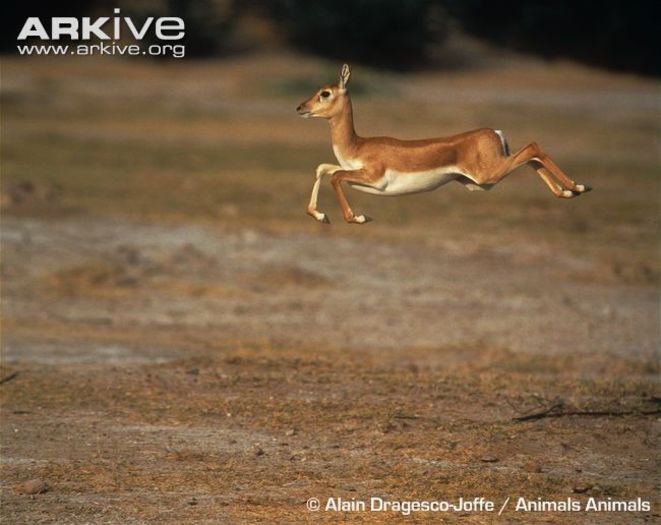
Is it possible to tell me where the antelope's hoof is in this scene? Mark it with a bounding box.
[352,214,372,224]
[573,184,592,193]
[308,209,330,224]
[560,190,576,198]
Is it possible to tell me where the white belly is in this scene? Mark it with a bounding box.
[350,167,461,196]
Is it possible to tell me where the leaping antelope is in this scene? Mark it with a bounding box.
[296,64,591,224]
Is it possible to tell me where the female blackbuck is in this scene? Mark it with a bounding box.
[296,64,591,224]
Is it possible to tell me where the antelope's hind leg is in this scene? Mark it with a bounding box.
[532,153,592,195]
[477,141,591,198]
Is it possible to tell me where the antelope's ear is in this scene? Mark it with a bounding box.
[338,63,351,92]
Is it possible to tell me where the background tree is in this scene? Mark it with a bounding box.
[446,0,660,75]
[269,0,448,69]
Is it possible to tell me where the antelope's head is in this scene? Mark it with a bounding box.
[297,64,351,119]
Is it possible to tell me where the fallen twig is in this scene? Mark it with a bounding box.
[513,400,565,421]
[393,413,424,420]
[514,406,661,422]
[0,372,19,385]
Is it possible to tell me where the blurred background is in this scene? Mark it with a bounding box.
[2,3,660,522]
[3,0,660,74]
[2,0,659,243]
[2,0,659,352]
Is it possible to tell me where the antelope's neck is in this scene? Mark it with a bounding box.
[329,98,358,159]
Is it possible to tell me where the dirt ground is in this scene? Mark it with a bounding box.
[1,48,659,523]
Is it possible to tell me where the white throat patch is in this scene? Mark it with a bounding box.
[333,146,363,170]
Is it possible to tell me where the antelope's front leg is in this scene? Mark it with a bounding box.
[329,169,375,224]
[307,163,340,223]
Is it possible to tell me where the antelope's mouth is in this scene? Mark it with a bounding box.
[296,104,315,118]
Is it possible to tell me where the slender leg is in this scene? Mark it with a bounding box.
[482,143,587,198]
[534,153,591,193]
[307,163,341,223]
[532,164,566,197]
[329,169,379,223]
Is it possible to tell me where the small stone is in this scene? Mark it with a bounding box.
[186,368,199,376]
[16,479,48,495]
[480,455,499,463]
[285,429,297,437]
[524,461,543,473]
[255,447,265,456]
[187,497,198,506]
[573,485,592,494]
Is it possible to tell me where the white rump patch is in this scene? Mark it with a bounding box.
[494,129,510,156]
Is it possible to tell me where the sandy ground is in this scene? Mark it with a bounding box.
[1,49,660,523]
[2,215,659,524]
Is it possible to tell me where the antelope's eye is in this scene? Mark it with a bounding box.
[320,90,331,99]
